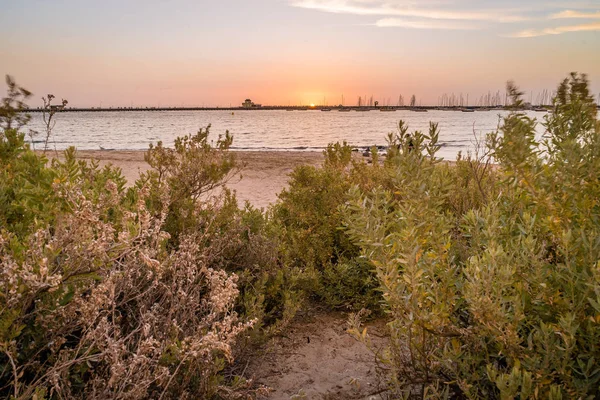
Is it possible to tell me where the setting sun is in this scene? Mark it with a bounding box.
[310,103,315,107]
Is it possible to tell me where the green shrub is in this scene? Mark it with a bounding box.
[346,74,600,399]
[273,142,384,311]
[189,194,305,339]
[139,125,240,245]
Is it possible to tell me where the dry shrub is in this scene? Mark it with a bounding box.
[1,179,259,399]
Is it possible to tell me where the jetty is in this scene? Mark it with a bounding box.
[21,105,575,113]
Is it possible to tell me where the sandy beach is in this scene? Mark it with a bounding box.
[63,150,326,209]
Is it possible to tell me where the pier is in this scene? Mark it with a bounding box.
[22,105,547,113]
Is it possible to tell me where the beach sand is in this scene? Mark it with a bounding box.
[63,150,326,209]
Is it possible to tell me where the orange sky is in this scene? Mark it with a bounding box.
[1,1,599,107]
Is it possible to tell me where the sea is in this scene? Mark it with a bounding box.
[26,109,550,160]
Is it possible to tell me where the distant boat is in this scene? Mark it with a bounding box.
[380,107,395,112]
[460,108,475,113]
[338,108,351,112]
[411,108,428,112]
[321,108,332,112]
[533,107,548,112]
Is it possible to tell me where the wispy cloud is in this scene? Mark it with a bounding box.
[375,17,480,30]
[290,0,528,23]
[290,0,600,36]
[550,10,600,19]
[545,1,600,11]
[508,21,600,37]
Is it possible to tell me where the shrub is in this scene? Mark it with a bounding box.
[273,142,384,311]
[346,73,600,398]
[0,181,255,399]
[139,125,240,245]
[139,129,302,339]
[186,194,305,339]
[0,79,263,398]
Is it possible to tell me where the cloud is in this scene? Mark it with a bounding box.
[550,10,600,19]
[508,21,600,37]
[290,0,600,35]
[375,17,480,30]
[545,1,600,11]
[290,0,527,23]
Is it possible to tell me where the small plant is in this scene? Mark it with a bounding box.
[0,75,31,131]
[40,93,68,154]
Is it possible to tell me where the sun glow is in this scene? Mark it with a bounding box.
[310,103,315,107]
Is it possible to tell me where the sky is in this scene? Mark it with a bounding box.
[1,0,599,107]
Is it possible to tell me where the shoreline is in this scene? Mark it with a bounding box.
[44,150,327,209]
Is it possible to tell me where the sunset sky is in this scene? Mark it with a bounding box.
[1,0,599,107]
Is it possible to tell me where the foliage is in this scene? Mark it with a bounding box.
[0,78,265,399]
[0,182,256,399]
[273,142,384,311]
[184,194,304,339]
[0,75,31,131]
[138,130,303,341]
[139,125,240,245]
[346,73,600,399]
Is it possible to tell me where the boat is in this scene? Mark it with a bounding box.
[411,108,428,112]
[533,107,548,112]
[380,107,396,112]
[460,108,475,113]
[321,108,332,112]
[338,108,352,112]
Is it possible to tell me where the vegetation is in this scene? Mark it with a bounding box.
[0,77,269,399]
[1,72,599,399]
[272,142,384,311]
[346,73,600,399]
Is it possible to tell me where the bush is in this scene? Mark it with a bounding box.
[0,182,253,399]
[139,125,240,246]
[138,130,303,341]
[346,74,600,398]
[0,79,265,398]
[273,142,384,311]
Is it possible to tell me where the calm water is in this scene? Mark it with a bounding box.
[27,109,549,159]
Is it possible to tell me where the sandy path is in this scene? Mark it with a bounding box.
[247,311,388,400]
[60,150,326,209]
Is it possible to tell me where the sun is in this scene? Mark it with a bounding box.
[310,103,315,107]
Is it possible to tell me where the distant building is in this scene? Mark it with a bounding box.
[49,103,66,111]
[242,99,261,108]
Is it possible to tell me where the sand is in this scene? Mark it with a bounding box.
[61,150,326,209]
[246,310,388,400]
